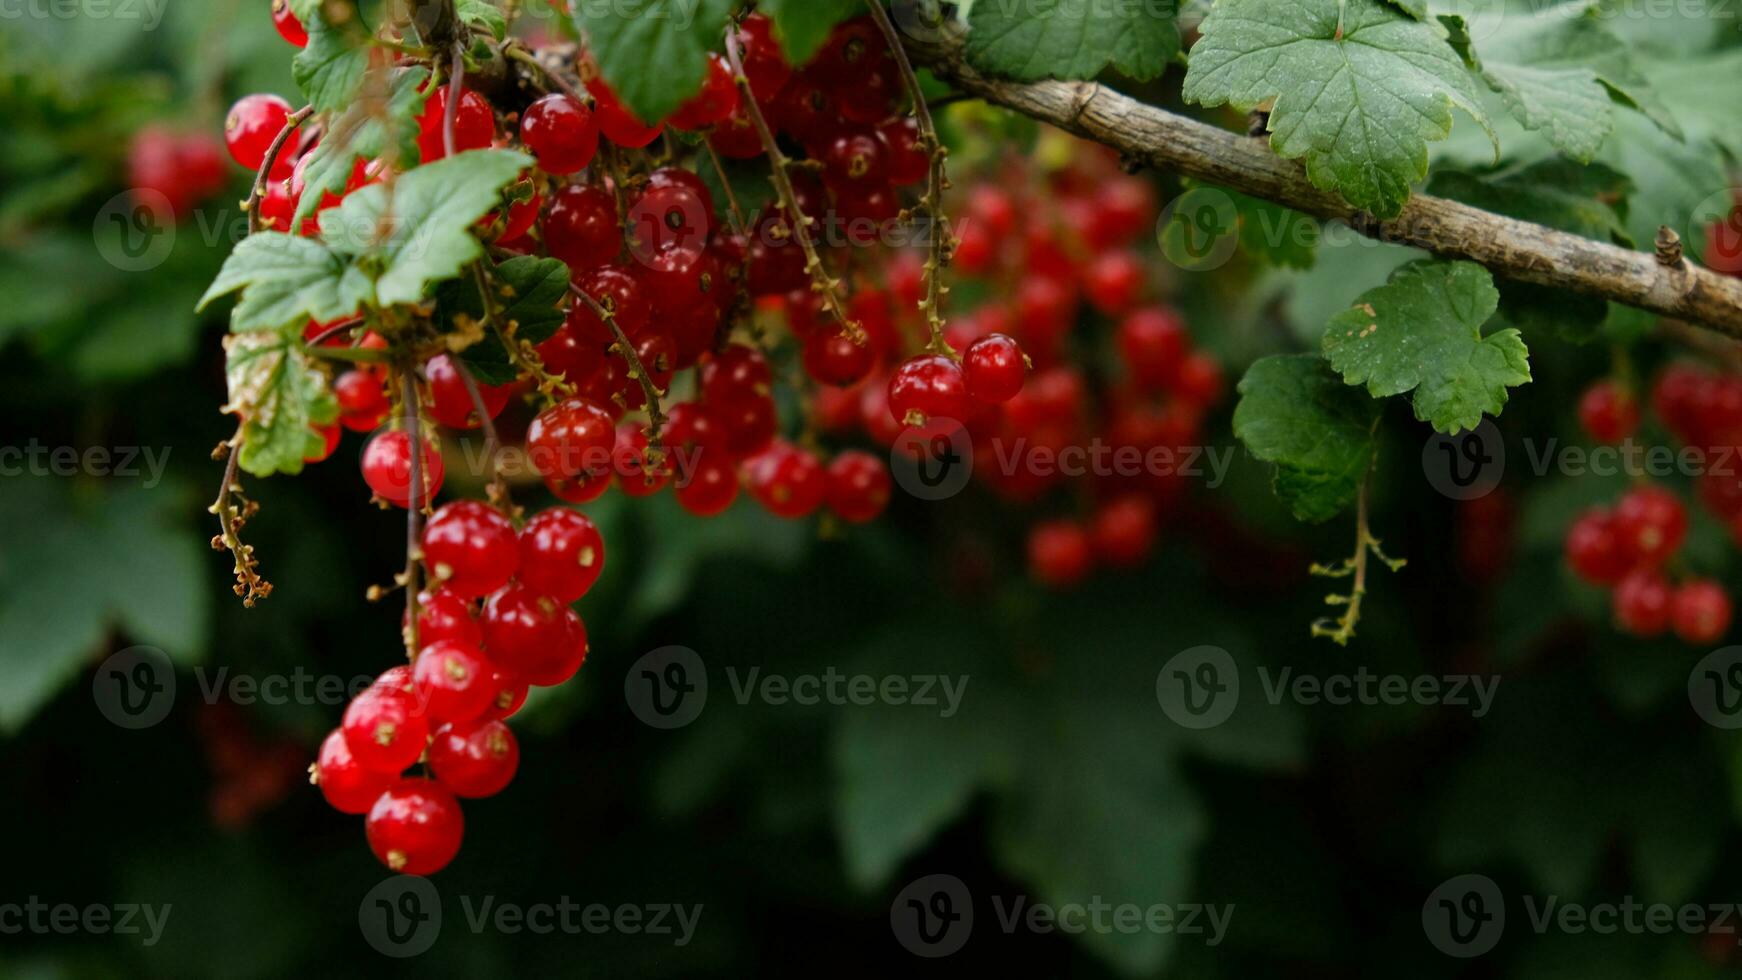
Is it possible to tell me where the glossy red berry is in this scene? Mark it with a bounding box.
[361,431,445,509]
[963,333,1028,404]
[802,328,874,387]
[675,456,740,516]
[822,129,890,188]
[412,589,483,648]
[546,184,622,271]
[613,423,673,497]
[1673,579,1733,645]
[272,0,308,47]
[413,640,497,724]
[417,87,495,162]
[880,117,928,186]
[744,442,827,519]
[526,397,616,481]
[718,396,779,459]
[481,584,576,681]
[519,93,599,174]
[1117,307,1187,389]
[479,671,529,722]
[225,94,293,174]
[341,686,429,775]
[1614,568,1673,637]
[366,778,464,875]
[733,14,793,101]
[422,501,518,598]
[306,421,342,464]
[586,77,663,147]
[429,720,520,798]
[668,54,739,130]
[1614,485,1688,566]
[1577,380,1640,444]
[1565,508,1631,585]
[426,354,511,430]
[1028,520,1094,588]
[314,729,391,814]
[335,370,389,432]
[826,451,891,523]
[568,265,651,342]
[701,345,774,403]
[888,355,969,426]
[518,508,606,604]
[525,606,589,687]
[1084,251,1145,315]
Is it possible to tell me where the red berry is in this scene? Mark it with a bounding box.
[362,430,445,509]
[366,778,464,875]
[314,729,391,814]
[525,607,589,687]
[413,640,497,724]
[546,184,622,271]
[1084,251,1145,315]
[967,186,1017,237]
[1577,380,1640,444]
[225,94,294,174]
[568,265,651,342]
[305,421,342,464]
[412,589,483,648]
[880,117,928,186]
[417,87,495,162]
[744,441,827,519]
[271,0,308,47]
[613,422,673,497]
[668,54,739,130]
[335,370,389,432]
[526,397,616,481]
[426,354,511,430]
[675,456,740,516]
[422,500,518,598]
[1565,508,1632,585]
[888,355,969,425]
[1175,353,1225,408]
[429,720,520,798]
[802,327,874,387]
[481,584,576,681]
[586,76,663,147]
[1614,485,1688,566]
[518,508,606,604]
[700,344,774,403]
[479,670,528,722]
[1028,520,1094,588]
[719,396,779,459]
[1090,495,1159,568]
[826,451,891,523]
[519,93,599,174]
[341,687,429,775]
[1088,177,1158,249]
[963,333,1028,404]
[1118,307,1187,389]
[1673,579,1733,645]
[1614,569,1674,637]
[821,129,890,188]
[733,14,792,101]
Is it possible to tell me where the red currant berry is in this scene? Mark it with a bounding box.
[1673,579,1733,645]
[963,333,1028,404]
[417,87,495,162]
[335,370,389,432]
[225,94,294,174]
[821,129,891,188]
[1028,520,1094,588]
[668,54,739,131]
[836,185,900,226]
[675,456,740,516]
[586,77,663,147]
[1089,177,1159,249]
[1564,508,1631,585]
[481,584,574,681]
[413,640,497,724]
[1614,568,1674,636]
[479,670,528,722]
[429,720,520,798]
[271,0,308,47]
[666,401,729,453]
[700,344,773,403]
[967,186,1018,237]
[1084,251,1145,315]
[305,421,342,464]
[422,500,518,598]
[519,93,599,174]
[1090,495,1159,568]
[888,354,969,426]
[568,265,651,342]
[411,588,483,648]
[733,13,792,101]
[1175,353,1225,408]
[366,778,464,875]
[1118,307,1187,389]
[802,328,874,387]
[826,451,891,523]
[341,687,429,775]
[1578,380,1640,444]
[1614,485,1688,566]
[743,441,827,519]
[525,607,588,687]
[613,423,672,497]
[709,107,765,159]
[747,210,809,296]
[880,117,928,186]
[518,508,606,604]
[719,396,779,459]
[526,397,616,482]
[314,728,391,814]
[426,354,511,430]
[546,184,622,271]
[361,430,445,509]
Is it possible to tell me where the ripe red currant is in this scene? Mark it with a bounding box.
[1028,520,1094,588]
[481,584,576,681]
[612,423,673,497]
[888,355,969,426]
[411,588,483,648]
[963,333,1028,404]
[426,354,511,431]
[361,430,445,509]
[568,265,651,342]
[1084,251,1145,315]
[417,87,495,162]
[1090,495,1159,568]
[826,451,891,524]
[744,441,827,519]
[733,14,793,102]
[586,77,663,147]
[413,640,498,724]
[225,94,293,174]
[1673,579,1733,645]
[1564,508,1631,585]
[422,500,518,599]
[802,328,874,387]
[546,184,623,271]
[335,370,390,432]
[429,720,520,798]
[1613,485,1688,566]
[314,728,392,814]
[1577,380,1640,444]
[1614,568,1673,637]
[1117,307,1187,390]
[880,117,928,186]
[668,54,740,131]
[341,685,429,775]
[479,670,528,722]
[520,93,600,174]
[821,129,891,188]
[366,778,464,875]
[1175,353,1225,408]
[527,397,617,482]
[518,508,607,604]
[675,456,740,516]
[272,0,308,47]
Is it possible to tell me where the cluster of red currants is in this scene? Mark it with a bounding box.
[311,499,603,874]
[128,126,229,220]
[1564,372,1735,644]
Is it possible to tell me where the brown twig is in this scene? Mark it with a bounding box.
[245,104,313,235]
[400,366,424,659]
[452,355,511,509]
[443,42,465,158]
[568,283,667,447]
[208,427,271,606]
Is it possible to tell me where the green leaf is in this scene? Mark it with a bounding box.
[1233,354,1381,524]
[1182,0,1492,219]
[1322,260,1528,434]
[572,0,740,125]
[1233,190,1318,269]
[456,0,508,40]
[197,233,357,333]
[1385,0,1427,17]
[757,0,858,66]
[966,0,1181,82]
[292,66,430,226]
[1450,0,1679,163]
[292,5,372,113]
[433,255,572,385]
[320,149,532,306]
[222,330,339,477]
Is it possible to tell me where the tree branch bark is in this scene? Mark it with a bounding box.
[906,35,1742,340]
